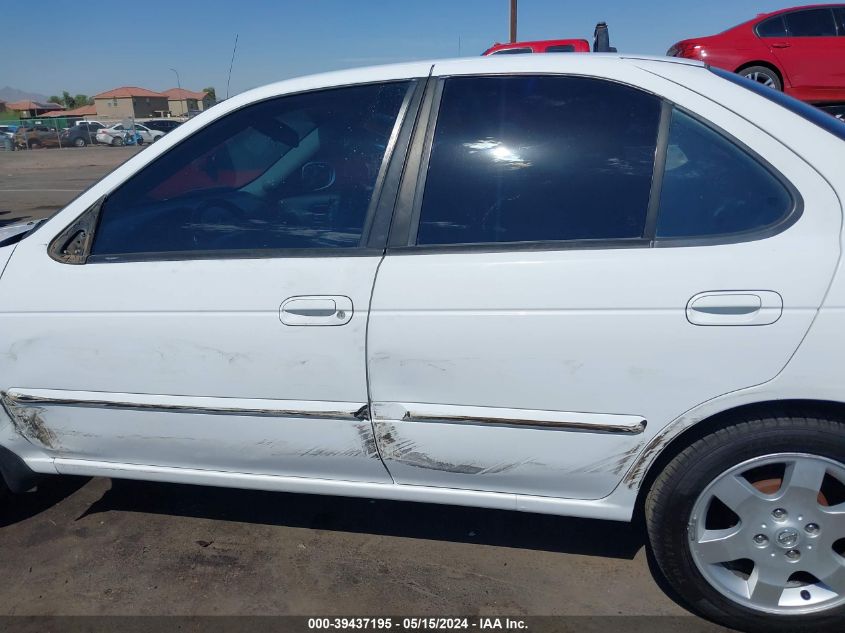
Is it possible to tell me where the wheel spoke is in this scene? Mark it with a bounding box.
[821,501,845,533]
[695,527,746,564]
[781,458,827,504]
[819,558,845,596]
[748,565,789,608]
[710,474,764,516]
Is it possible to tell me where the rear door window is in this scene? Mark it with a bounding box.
[415,75,661,245]
[545,44,576,52]
[784,8,838,36]
[836,8,845,33]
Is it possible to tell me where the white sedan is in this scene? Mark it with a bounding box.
[1,54,844,631]
[96,122,164,146]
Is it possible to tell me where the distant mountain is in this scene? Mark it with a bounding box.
[0,86,51,104]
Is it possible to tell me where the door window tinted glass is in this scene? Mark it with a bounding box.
[756,16,787,37]
[416,76,661,245]
[92,82,409,257]
[785,9,837,36]
[546,44,576,52]
[656,109,793,239]
[836,8,845,33]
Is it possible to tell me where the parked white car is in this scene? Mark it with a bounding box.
[96,122,164,146]
[1,55,844,632]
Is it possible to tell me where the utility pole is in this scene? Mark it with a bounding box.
[509,0,518,43]
[170,67,184,117]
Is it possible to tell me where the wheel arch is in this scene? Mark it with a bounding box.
[734,60,785,86]
[0,444,40,493]
[632,398,845,519]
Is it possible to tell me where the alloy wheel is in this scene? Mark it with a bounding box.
[689,453,845,614]
[742,71,776,89]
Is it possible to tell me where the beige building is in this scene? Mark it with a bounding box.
[163,88,215,116]
[94,87,170,121]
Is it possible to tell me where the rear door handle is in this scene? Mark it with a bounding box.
[687,291,783,326]
[280,296,353,326]
[771,42,791,49]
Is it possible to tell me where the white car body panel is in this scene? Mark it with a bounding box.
[0,248,389,482]
[0,55,842,522]
[366,58,842,500]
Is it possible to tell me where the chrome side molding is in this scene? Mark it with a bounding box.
[371,402,646,435]
[1,389,366,422]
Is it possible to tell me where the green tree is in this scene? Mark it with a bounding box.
[48,95,62,105]
[203,86,217,102]
[74,94,93,107]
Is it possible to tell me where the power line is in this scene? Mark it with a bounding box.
[226,34,239,100]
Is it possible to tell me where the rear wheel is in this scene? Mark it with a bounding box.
[646,415,845,632]
[112,136,125,147]
[73,137,87,147]
[738,66,783,91]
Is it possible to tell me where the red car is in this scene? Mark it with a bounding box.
[483,38,591,55]
[668,4,845,104]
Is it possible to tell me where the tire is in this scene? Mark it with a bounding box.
[137,137,144,146]
[738,66,783,91]
[112,136,124,147]
[645,414,845,632]
[73,137,87,147]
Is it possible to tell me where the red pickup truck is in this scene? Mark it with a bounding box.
[483,22,614,56]
[483,38,591,55]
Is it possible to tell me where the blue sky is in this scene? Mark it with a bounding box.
[6,0,803,98]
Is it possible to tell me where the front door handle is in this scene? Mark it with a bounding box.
[687,291,783,326]
[280,296,353,326]
[771,42,791,49]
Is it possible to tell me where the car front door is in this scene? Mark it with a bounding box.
[0,79,419,483]
[367,68,841,503]
[769,7,845,100]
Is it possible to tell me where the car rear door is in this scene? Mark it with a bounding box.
[768,7,845,99]
[366,63,841,503]
[0,79,422,483]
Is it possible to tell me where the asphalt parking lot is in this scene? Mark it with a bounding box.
[0,146,143,226]
[0,148,728,630]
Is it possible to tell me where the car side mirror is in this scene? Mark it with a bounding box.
[301,162,336,192]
